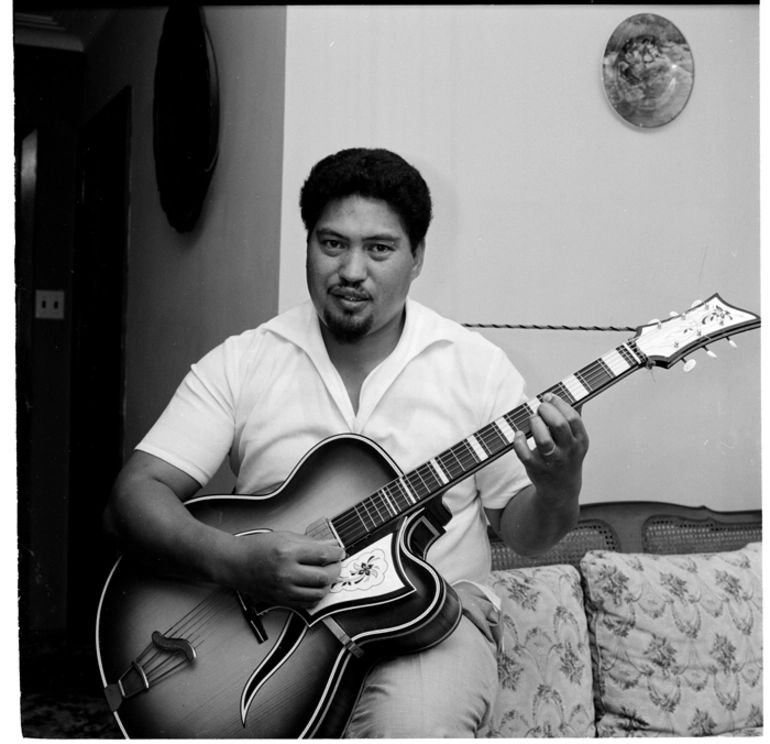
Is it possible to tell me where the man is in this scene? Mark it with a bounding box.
[104,148,588,737]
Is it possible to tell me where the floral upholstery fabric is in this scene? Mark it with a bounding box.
[581,544,762,737]
[481,565,596,737]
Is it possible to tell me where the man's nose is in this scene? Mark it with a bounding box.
[339,247,367,282]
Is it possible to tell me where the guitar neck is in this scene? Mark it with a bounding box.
[331,338,649,551]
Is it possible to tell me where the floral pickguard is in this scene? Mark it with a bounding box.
[308,533,412,616]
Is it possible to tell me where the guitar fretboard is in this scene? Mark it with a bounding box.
[330,342,647,550]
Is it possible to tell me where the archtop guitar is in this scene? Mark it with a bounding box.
[96,293,759,738]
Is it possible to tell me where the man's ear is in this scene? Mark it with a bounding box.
[411,240,426,280]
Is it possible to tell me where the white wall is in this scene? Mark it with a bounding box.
[279,5,760,509]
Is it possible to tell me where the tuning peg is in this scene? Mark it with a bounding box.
[669,311,680,318]
[683,359,697,372]
[705,347,717,359]
[727,337,738,349]
[648,318,661,326]
[691,299,704,308]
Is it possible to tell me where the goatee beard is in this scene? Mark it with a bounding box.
[322,307,373,344]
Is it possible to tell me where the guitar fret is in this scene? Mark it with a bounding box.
[429,458,450,485]
[607,346,637,374]
[597,358,614,380]
[398,482,418,511]
[353,503,375,533]
[525,398,541,416]
[466,435,487,463]
[414,465,434,491]
[481,423,508,454]
[617,345,635,366]
[574,369,593,391]
[380,487,399,516]
[601,350,622,375]
[509,407,530,433]
[365,497,383,524]
[495,416,517,443]
[371,492,391,522]
[407,470,432,500]
[452,443,476,471]
[550,381,576,405]
[403,470,429,501]
[396,477,419,505]
[622,342,646,367]
[560,375,589,402]
[475,429,493,455]
[503,411,523,434]
[439,449,467,480]
[408,468,434,503]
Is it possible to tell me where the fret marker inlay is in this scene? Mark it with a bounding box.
[526,398,542,416]
[467,435,487,463]
[495,417,517,443]
[429,458,449,485]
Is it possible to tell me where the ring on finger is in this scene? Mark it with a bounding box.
[540,443,557,458]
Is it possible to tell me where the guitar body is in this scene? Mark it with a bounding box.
[96,434,462,738]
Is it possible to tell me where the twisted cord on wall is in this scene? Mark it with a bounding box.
[462,322,636,332]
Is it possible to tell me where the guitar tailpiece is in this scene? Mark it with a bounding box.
[103,660,150,712]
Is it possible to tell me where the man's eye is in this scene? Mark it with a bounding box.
[369,244,392,255]
[322,239,343,250]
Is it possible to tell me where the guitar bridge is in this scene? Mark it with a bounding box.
[150,630,196,660]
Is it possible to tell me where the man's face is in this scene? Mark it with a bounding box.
[306,195,424,345]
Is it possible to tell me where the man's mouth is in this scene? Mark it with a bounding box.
[330,287,370,306]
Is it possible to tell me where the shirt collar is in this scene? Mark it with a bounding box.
[262,300,328,365]
[263,298,456,368]
[264,298,457,429]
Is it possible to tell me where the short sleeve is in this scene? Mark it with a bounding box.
[136,336,245,487]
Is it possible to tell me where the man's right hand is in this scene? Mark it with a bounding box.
[104,451,344,612]
[222,531,345,609]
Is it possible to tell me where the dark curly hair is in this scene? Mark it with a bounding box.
[299,148,433,252]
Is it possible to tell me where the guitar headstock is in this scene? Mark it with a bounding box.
[633,294,760,369]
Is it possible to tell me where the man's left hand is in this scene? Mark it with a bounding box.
[511,392,589,502]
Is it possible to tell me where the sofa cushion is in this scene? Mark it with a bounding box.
[581,543,762,737]
[482,565,596,737]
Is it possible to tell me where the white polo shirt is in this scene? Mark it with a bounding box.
[137,299,531,586]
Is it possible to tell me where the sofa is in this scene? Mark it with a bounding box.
[479,501,762,738]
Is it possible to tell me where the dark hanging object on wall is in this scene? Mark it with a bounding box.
[153,6,220,232]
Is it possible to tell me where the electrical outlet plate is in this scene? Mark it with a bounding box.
[35,290,65,320]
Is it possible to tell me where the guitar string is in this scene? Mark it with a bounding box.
[134,592,227,681]
[335,322,676,544]
[143,592,228,682]
[180,327,671,603]
[122,313,730,705]
[167,322,689,621]
[144,591,237,683]
[327,347,637,545]
[131,589,237,685]
[130,319,702,680]
[122,318,705,685]
[130,342,640,683]
[177,316,720,649]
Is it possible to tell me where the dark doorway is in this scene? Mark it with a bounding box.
[67,87,131,641]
